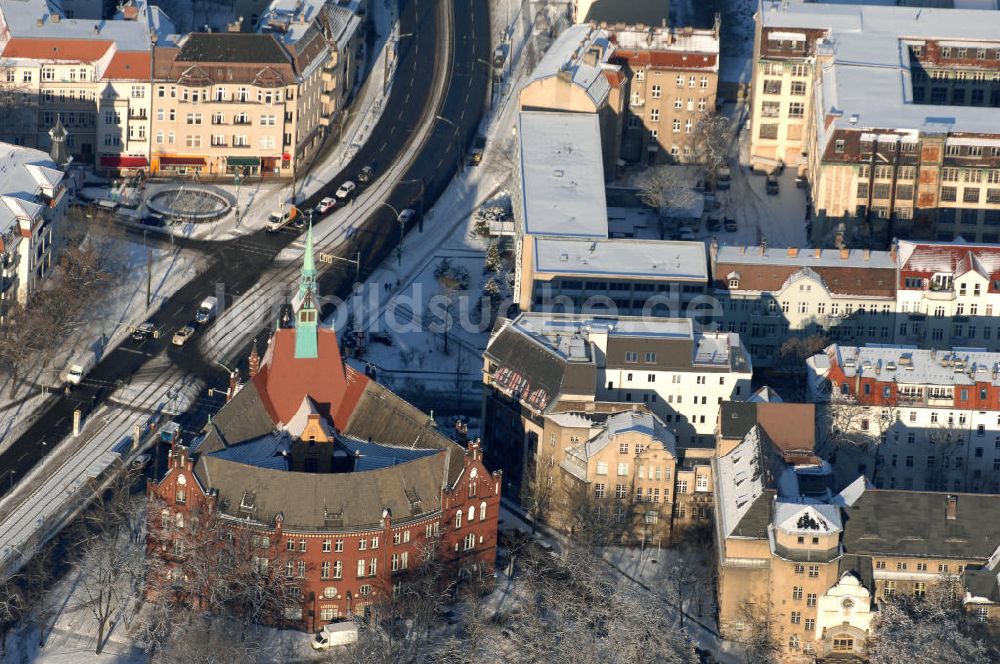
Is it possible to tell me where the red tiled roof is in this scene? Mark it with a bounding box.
[103,51,151,79]
[252,327,368,430]
[714,263,896,298]
[898,243,1000,291]
[616,49,717,70]
[603,69,626,87]
[1,38,113,61]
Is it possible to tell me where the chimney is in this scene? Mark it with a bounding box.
[815,247,821,258]
[36,17,44,27]
[51,13,60,22]
[863,249,871,261]
[890,241,898,264]
[761,238,768,255]
[946,495,958,520]
[840,247,850,260]
[583,46,601,67]
[123,5,138,20]
[787,247,798,257]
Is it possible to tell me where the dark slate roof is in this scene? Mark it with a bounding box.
[584,0,671,27]
[197,381,277,455]
[965,569,1000,602]
[838,555,874,593]
[207,430,291,471]
[193,450,446,531]
[842,491,1000,561]
[341,380,466,484]
[720,401,757,439]
[177,33,291,64]
[732,489,774,539]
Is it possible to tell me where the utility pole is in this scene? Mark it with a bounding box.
[145,230,152,309]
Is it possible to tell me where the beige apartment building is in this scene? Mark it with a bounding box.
[612,20,720,165]
[749,1,1000,243]
[151,33,300,177]
[715,396,1000,662]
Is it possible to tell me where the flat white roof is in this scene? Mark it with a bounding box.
[0,0,154,52]
[533,237,707,281]
[828,344,1000,387]
[760,0,1000,135]
[517,111,608,238]
[716,245,896,269]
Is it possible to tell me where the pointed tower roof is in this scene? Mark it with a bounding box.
[47,115,71,168]
[298,219,317,301]
[294,288,319,359]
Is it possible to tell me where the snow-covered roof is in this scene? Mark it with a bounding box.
[517,111,608,238]
[611,26,719,56]
[821,343,1000,387]
[0,0,155,52]
[533,237,707,281]
[0,143,63,235]
[527,23,616,106]
[760,0,1000,135]
[774,502,842,535]
[715,244,895,269]
[716,427,768,538]
[511,313,696,358]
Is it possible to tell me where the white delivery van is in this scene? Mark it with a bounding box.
[311,621,359,650]
[265,207,299,232]
[63,350,97,386]
[195,296,218,324]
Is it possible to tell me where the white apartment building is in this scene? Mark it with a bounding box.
[807,344,1000,494]
[0,142,67,309]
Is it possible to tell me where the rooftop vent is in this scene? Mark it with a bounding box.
[849,114,859,125]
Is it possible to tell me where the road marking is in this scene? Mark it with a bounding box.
[118,346,149,356]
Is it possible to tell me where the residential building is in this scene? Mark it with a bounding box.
[512,110,709,313]
[611,20,720,165]
[518,24,626,179]
[0,140,68,308]
[715,417,1000,661]
[747,1,1000,241]
[0,0,170,173]
[150,33,299,177]
[481,312,752,504]
[147,229,500,631]
[710,241,898,365]
[807,343,1000,494]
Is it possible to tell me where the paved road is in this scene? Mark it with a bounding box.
[0,0,491,500]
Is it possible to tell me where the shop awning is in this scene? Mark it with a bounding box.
[100,156,148,168]
[159,156,206,166]
[226,156,261,167]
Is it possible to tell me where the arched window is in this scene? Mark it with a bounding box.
[479,501,487,521]
[468,505,475,523]
[160,509,169,530]
[175,512,184,529]
[455,510,462,529]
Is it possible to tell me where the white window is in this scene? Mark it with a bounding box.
[259,136,276,149]
[131,85,144,98]
[455,509,462,528]
[651,85,661,99]
[672,119,681,133]
[155,131,163,145]
[357,559,366,577]
[650,108,659,122]
[676,75,684,86]
[186,113,201,125]
[674,98,682,109]
[156,108,164,121]
[685,119,693,133]
[696,475,709,491]
[617,462,628,476]
[480,501,487,521]
[463,532,476,551]
[167,131,175,145]
[596,461,608,475]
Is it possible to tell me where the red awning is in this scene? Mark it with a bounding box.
[159,156,206,166]
[100,156,148,168]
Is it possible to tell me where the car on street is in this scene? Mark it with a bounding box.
[724,217,738,232]
[315,197,337,216]
[131,453,152,469]
[139,214,166,228]
[398,208,417,226]
[171,325,196,347]
[358,164,376,185]
[132,321,156,342]
[469,136,486,166]
[335,181,356,200]
[766,174,780,195]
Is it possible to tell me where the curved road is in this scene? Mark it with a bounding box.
[0,0,491,499]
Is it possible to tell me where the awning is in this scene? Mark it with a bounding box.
[159,156,206,166]
[100,156,148,168]
[226,156,261,167]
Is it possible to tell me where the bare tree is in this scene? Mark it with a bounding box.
[690,113,734,188]
[868,574,999,664]
[731,601,780,664]
[0,66,36,146]
[638,168,688,218]
[650,542,714,629]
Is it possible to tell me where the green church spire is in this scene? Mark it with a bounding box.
[298,217,317,300]
[294,218,319,359]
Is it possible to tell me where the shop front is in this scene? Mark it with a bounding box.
[154,156,207,175]
[226,156,261,176]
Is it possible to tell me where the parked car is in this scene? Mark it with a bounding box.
[724,217,738,232]
[398,208,417,226]
[131,453,152,469]
[358,164,376,184]
[716,166,731,190]
[766,174,780,195]
[132,321,156,342]
[139,214,166,228]
[195,296,218,324]
[469,136,487,166]
[335,181,357,200]
[315,197,337,216]
[171,325,196,347]
[62,350,97,386]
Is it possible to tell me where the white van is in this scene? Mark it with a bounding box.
[63,350,97,386]
[311,621,358,650]
[265,207,299,232]
[195,296,218,324]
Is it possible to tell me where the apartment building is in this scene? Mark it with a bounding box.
[611,20,720,165]
[715,419,1000,662]
[150,33,299,177]
[481,312,752,504]
[513,110,709,314]
[710,242,898,365]
[0,141,68,309]
[518,24,626,179]
[807,343,1000,494]
[748,1,1000,241]
[0,0,168,172]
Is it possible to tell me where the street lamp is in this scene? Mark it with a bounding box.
[233,167,244,224]
[435,115,464,174]
[379,201,405,266]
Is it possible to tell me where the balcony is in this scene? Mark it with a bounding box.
[322,68,336,84]
[922,288,955,301]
